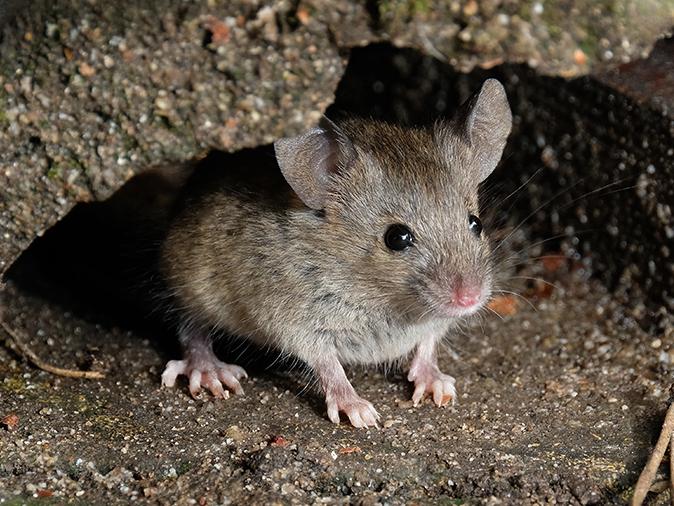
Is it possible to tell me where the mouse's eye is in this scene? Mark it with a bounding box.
[385,224,415,251]
[468,214,482,237]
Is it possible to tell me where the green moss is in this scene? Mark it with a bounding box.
[518,3,532,22]
[66,463,83,481]
[176,460,193,476]
[3,498,61,506]
[379,0,432,22]
[0,376,27,393]
[46,162,63,179]
[438,499,464,506]
[578,36,598,57]
[410,0,431,15]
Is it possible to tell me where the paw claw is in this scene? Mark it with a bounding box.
[412,383,426,406]
[349,411,365,428]
[189,369,203,398]
[327,403,340,425]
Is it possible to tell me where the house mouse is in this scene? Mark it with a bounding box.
[160,78,512,428]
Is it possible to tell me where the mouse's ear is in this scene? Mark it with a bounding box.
[274,118,355,210]
[444,78,512,182]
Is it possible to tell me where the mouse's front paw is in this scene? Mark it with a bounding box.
[325,391,380,428]
[161,358,248,399]
[407,364,456,407]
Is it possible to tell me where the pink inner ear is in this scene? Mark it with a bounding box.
[274,119,356,210]
[273,127,332,210]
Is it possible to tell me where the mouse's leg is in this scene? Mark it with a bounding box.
[161,325,247,399]
[312,355,380,428]
[407,335,456,407]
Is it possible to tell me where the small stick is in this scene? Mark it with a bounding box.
[632,402,674,506]
[670,430,674,506]
[0,320,105,379]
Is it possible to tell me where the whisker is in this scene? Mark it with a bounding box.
[557,177,635,212]
[492,177,588,254]
[492,290,537,312]
[498,168,545,206]
[508,276,563,291]
[483,304,505,321]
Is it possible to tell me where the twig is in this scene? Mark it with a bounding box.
[670,429,674,506]
[632,402,674,506]
[0,320,105,379]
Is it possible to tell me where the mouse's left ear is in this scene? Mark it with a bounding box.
[439,78,512,183]
[274,118,356,210]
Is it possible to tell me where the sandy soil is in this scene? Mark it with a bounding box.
[1,255,671,504]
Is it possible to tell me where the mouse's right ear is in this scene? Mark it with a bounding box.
[274,118,356,210]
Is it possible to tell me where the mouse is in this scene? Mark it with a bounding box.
[159,78,512,428]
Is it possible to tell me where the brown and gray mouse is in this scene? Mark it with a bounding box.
[160,79,512,427]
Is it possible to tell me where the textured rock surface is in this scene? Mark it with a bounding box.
[0,0,347,274]
[375,0,673,76]
[0,0,672,275]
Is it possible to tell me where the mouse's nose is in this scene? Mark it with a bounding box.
[453,288,481,308]
[447,277,483,310]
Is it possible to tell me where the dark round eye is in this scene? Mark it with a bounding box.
[385,224,415,251]
[468,214,482,237]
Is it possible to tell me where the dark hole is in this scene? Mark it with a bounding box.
[201,28,213,48]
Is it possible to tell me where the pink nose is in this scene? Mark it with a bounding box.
[452,287,482,308]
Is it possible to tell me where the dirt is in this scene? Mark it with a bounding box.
[1,253,672,504]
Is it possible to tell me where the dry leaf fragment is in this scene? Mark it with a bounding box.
[2,413,19,431]
[270,435,289,447]
[203,16,230,45]
[338,446,361,454]
[296,7,311,25]
[542,255,566,273]
[488,295,519,316]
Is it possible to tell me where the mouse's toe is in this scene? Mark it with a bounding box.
[326,392,380,428]
[161,359,188,388]
[191,369,230,399]
[348,401,380,428]
[409,364,456,407]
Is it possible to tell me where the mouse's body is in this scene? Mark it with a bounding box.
[160,79,512,427]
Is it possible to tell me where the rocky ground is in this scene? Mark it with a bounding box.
[1,252,672,505]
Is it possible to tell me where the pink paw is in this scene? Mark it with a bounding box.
[161,358,248,399]
[407,364,456,407]
[325,391,380,428]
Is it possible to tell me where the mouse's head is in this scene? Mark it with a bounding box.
[275,79,512,321]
